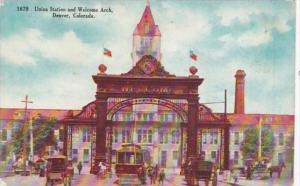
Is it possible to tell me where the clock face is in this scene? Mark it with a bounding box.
[142,60,155,74]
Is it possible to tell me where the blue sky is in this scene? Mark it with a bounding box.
[0,0,296,114]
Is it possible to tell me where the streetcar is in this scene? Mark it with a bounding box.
[115,144,144,185]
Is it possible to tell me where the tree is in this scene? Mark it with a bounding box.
[12,114,58,158]
[240,126,275,160]
[32,114,58,156]
[285,134,294,163]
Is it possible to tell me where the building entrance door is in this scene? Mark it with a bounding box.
[161,151,167,168]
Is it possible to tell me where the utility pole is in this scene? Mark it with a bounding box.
[21,95,33,175]
[258,117,262,160]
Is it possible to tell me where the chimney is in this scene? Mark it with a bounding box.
[234,70,246,114]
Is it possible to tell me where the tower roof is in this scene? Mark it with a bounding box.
[133,3,161,36]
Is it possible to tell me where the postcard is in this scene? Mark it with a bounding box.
[0,0,298,186]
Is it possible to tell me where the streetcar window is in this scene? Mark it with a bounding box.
[117,152,125,164]
[130,154,135,164]
[125,152,135,164]
[136,153,143,164]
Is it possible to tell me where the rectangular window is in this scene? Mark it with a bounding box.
[202,133,207,144]
[201,151,206,160]
[149,113,154,121]
[161,151,167,168]
[142,130,147,143]
[159,130,164,144]
[114,129,118,143]
[160,114,164,122]
[234,132,239,145]
[164,130,168,144]
[234,151,239,165]
[173,151,178,160]
[1,129,7,141]
[148,130,153,143]
[279,133,284,146]
[138,129,142,143]
[121,129,131,143]
[214,132,218,144]
[171,130,176,144]
[83,149,89,163]
[127,113,132,121]
[210,132,214,144]
[72,149,78,163]
[0,146,7,161]
[122,130,126,143]
[176,130,180,144]
[82,128,90,142]
[59,129,64,141]
[87,128,91,142]
[143,113,148,121]
[167,114,172,122]
[211,151,216,159]
[137,113,142,121]
[127,130,132,143]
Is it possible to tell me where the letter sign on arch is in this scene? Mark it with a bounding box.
[107,98,188,123]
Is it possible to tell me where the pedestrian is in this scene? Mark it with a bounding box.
[138,166,146,184]
[278,160,286,178]
[232,169,239,183]
[98,162,107,177]
[154,164,159,184]
[77,161,82,175]
[246,165,252,180]
[147,165,155,184]
[158,169,165,186]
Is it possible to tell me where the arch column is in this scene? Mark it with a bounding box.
[187,96,199,158]
[91,97,107,173]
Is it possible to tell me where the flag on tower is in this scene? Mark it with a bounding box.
[190,50,197,61]
[103,48,112,57]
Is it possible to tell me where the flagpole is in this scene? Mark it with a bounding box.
[102,44,104,65]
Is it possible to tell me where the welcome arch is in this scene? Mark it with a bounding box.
[60,55,230,173]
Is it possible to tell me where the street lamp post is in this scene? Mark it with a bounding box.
[29,118,34,161]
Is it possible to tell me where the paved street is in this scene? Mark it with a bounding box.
[0,166,293,186]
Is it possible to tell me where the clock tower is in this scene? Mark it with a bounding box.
[131,1,161,66]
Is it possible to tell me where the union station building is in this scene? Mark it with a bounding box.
[0,3,294,173]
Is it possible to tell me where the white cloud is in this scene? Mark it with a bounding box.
[216,5,292,32]
[219,29,272,48]
[160,10,211,53]
[272,17,292,33]
[0,73,96,109]
[0,29,98,65]
[237,29,272,47]
[216,7,262,26]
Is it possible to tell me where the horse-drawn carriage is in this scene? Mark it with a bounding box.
[242,157,285,179]
[45,155,73,186]
[184,157,217,186]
